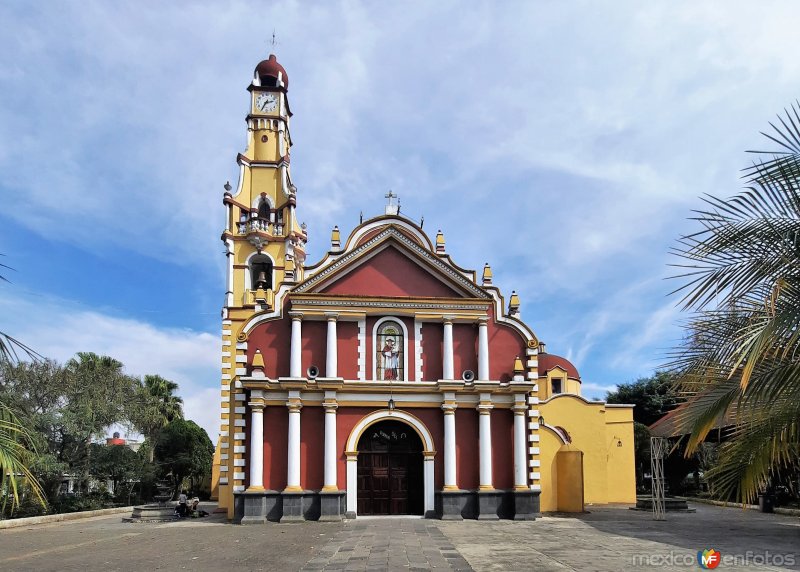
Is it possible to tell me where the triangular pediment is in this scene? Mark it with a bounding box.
[294,227,490,299]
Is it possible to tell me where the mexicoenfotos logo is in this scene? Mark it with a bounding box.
[697,548,721,569]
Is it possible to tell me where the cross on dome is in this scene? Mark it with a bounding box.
[385,190,399,216]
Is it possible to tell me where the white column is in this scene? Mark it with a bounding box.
[248,400,265,490]
[325,313,338,378]
[442,400,458,490]
[322,397,338,491]
[513,396,528,490]
[290,312,302,378]
[442,317,454,380]
[285,396,302,491]
[346,454,358,515]
[477,318,489,381]
[478,395,493,490]
[423,454,435,515]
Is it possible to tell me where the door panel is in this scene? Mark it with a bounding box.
[356,421,425,515]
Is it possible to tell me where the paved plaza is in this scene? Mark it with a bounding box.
[0,503,798,571]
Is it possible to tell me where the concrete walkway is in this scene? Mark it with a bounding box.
[0,503,797,571]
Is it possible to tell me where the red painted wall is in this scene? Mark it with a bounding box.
[263,406,288,490]
[321,246,462,298]
[452,324,478,379]
[300,406,325,490]
[487,307,527,382]
[421,323,443,381]
[491,408,515,489]
[455,408,479,489]
[301,321,327,376]
[248,315,291,378]
[337,321,359,380]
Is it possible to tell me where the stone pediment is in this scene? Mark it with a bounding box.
[293,226,490,299]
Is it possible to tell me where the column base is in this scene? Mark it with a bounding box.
[513,490,541,521]
[318,491,346,522]
[433,489,539,520]
[477,490,503,520]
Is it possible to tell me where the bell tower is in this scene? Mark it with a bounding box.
[215,53,307,512]
[222,53,307,313]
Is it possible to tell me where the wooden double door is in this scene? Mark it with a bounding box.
[356,420,424,515]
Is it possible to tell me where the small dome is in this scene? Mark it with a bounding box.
[538,352,581,381]
[255,54,288,88]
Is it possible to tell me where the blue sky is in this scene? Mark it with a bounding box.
[2,1,800,439]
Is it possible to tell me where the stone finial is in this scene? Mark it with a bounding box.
[252,349,265,378]
[435,230,446,254]
[331,226,341,251]
[512,355,525,382]
[509,290,521,317]
[482,263,493,286]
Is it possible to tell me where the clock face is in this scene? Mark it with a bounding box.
[255,92,278,113]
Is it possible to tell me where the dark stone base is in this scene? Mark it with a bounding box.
[435,489,540,520]
[513,490,540,520]
[319,491,347,522]
[631,496,695,513]
[234,490,345,523]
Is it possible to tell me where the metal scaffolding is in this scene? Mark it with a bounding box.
[650,437,668,521]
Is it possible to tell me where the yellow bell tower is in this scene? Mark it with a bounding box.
[214,53,307,514]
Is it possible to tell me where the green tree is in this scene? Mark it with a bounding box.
[671,103,800,503]
[90,444,146,501]
[62,353,139,493]
[154,419,213,497]
[0,402,45,514]
[129,375,183,463]
[606,371,679,426]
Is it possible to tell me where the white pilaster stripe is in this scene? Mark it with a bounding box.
[222,351,231,358]
[233,472,245,480]
[234,459,246,467]
[222,363,231,369]
[222,329,232,336]
[235,355,248,363]
[234,432,246,440]
[232,485,245,493]
[219,477,228,485]
[234,445,246,453]
[235,393,246,401]
[234,419,246,427]
[236,342,248,350]
[235,367,247,375]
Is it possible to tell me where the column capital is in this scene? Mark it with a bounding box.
[323,400,338,411]
[441,402,457,414]
[289,311,303,321]
[442,315,455,325]
[325,312,339,321]
[248,399,266,410]
[287,398,303,412]
[476,316,489,324]
[477,403,494,414]
[512,403,528,415]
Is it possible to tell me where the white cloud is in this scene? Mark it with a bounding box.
[0,289,220,440]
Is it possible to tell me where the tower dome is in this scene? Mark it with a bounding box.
[254,54,288,88]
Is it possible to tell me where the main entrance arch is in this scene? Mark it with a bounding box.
[357,420,423,515]
[345,409,436,518]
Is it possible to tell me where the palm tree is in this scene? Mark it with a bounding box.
[671,103,800,503]
[0,259,46,513]
[132,375,184,462]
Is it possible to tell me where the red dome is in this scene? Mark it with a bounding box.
[255,54,288,88]
[538,353,581,380]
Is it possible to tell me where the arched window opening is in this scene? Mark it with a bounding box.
[250,254,272,290]
[376,321,404,381]
[257,198,270,220]
[259,74,278,88]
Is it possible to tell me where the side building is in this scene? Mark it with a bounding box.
[212,53,635,522]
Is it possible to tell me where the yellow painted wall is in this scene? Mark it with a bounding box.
[538,395,636,511]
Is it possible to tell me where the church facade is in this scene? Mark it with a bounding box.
[212,54,636,522]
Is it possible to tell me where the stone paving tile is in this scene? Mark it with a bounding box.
[300,518,472,571]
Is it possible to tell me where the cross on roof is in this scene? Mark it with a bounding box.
[384,190,399,215]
